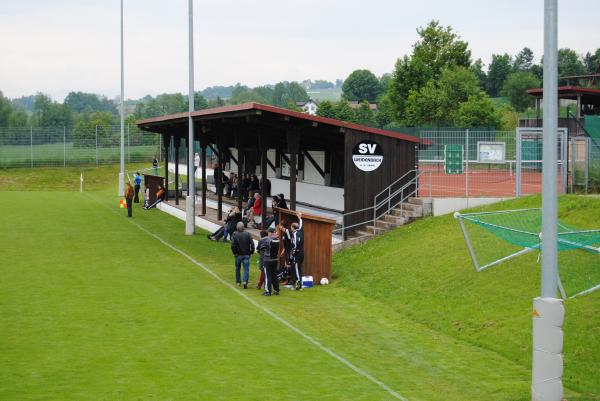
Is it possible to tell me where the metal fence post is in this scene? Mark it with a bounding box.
[465,129,469,197]
[127,124,130,163]
[516,129,522,197]
[63,126,66,167]
[585,137,590,194]
[569,137,575,194]
[95,125,98,166]
[30,127,33,168]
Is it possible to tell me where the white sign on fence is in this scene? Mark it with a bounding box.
[477,141,506,163]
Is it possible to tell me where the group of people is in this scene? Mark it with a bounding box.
[123,172,165,217]
[207,192,289,240]
[229,212,305,296]
[219,171,269,202]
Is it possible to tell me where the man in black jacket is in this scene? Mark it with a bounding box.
[289,213,304,290]
[257,227,280,296]
[231,222,255,289]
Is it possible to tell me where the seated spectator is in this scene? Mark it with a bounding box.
[246,193,262,228]
[144,185,166,210]
[262,195,281,230]
[208,207,242,242]
[250,174,260,192]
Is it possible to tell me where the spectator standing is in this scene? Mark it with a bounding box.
[255,230,268,290]
[194,152,200,174]
[289,213,305,290]
[143,186,150,208]
[231,222,255,289]
[258,227,281,296]
[124,182,134,217]
[133,172,142,203]
[152,156,159,175]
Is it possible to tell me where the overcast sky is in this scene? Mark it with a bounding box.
[1,0,598,101]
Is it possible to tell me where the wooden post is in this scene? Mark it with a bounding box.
[175,137,180,205]
[235,132,244,210]
[217,136,223,220]
[286,129,300,211]
[185,136,190,195]
[164,135,170,201]
[259,134,268,226]
[201,137,207,216]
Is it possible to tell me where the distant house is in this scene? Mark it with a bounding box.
[348,101,378,111]
[296,99,319,115]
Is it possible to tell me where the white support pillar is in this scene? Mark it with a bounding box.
[533,1,562,400]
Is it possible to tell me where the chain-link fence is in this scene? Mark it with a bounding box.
[0,125,161,168]
[417,129,519,197]
[414,128,598,197]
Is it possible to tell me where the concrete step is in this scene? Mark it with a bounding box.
[355,229,374,238]
[365,225,386,235]
[399,202,423,214]
[375,220,395,230]
[408,197,432,215]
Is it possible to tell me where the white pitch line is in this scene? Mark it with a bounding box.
[88,193,408,401]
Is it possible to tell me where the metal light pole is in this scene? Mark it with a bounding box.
[185,0,195,235]
[118,0,125,197]
[532,1,564,400]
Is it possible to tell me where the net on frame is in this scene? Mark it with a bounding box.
[456,208,600,299]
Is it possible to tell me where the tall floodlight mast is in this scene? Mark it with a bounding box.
[118,0,125,197]
[532,1,563,401]
[185,0,196,235]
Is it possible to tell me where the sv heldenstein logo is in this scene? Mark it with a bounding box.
[352,140,383,172]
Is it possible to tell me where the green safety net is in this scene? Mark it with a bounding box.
[460,208,600,252]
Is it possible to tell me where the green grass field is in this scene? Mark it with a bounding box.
[0,142,159,168]
[306,87,342,102]
[1,166,599,400]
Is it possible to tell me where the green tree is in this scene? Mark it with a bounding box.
[558,48,586,76]
[194,92,208,110]
[486,54,513,97]
[334,101,356,123]
[31,93,72,128]
[470,58,487,89]
[403,67,480,126]
[8,108,28,127]
[404,81,448,126]
[144,93,187,117]
[496,103,520,131]
[0,91,11,127]
[342,69,381,103]
[501,72,540,112]
[514,47,534,71]
[583,49,600,74]
[354,101,375,126]
[64,92,117,115]
[374,95,395,128]
[454,93,501,128]
[388,20,471,120]
[316,100,336,118]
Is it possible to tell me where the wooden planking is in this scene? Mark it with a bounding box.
[278,208,335,282]
[343,129,416,230]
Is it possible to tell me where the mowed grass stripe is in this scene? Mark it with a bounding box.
[0,192,397,401]
[85,191,407,401]
[85,191,538,401]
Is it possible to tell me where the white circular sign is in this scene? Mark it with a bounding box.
[352,140,383,172]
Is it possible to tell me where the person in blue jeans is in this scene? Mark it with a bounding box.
[231,222,255,289]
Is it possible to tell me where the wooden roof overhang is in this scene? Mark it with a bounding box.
[136,102,419,151]
[527,86,600,105]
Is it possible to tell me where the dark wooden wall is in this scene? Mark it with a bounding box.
[343,129,416,230]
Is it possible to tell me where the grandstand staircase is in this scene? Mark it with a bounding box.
[333,197,431,252]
